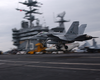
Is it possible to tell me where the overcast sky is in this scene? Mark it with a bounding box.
[0,0,100,52]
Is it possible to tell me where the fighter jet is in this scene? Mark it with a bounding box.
[27,20,97,52]
[31,21,94,50]
[16,8,42,15]
[19,0,43,7]
[48,21,97,42]
[47,21,97,50]
[78,41,91,50]
[78,39,100,53]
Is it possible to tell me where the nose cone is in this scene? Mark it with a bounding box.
[75,34,99,41]
[86,34,98,38]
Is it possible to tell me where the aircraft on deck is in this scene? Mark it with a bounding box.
[47,22,96,42]
[31,20,97,50]
[78,39,100,53]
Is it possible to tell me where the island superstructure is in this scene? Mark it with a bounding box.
[12,0,49,50]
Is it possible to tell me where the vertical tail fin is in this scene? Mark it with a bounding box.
[28,0,32,3]
[78,24,87,35]
[66,21,79,35]
[92,39,96,46]
[92,39,98,48]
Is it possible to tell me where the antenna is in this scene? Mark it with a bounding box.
[42,16,46,27]
[53,12,56,23]
[17,0,43,28]
[40,5,46,27]
[55,11,70,28]
[57,11,66,18]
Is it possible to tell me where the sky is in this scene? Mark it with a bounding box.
[0,0,100,52]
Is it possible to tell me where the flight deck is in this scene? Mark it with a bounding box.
[0,53,100,80]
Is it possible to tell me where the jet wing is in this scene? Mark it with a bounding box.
[49,33,76,41]
[47,34,70,41]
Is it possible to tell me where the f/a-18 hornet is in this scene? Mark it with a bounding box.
[32,21,98,50]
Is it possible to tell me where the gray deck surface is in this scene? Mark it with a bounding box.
[0,53,100,80]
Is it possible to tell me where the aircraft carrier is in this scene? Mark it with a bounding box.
[12,0,68,52]
[12,0,98,55]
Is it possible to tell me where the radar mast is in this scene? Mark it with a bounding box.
[16,0,42,28]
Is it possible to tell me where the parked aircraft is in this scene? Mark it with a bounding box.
[78,41,91,50]
[78,39,100,53]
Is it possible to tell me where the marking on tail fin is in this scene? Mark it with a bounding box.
[66,21,79,35]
